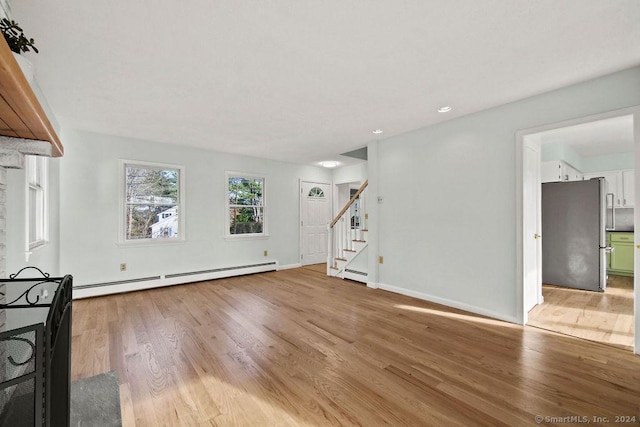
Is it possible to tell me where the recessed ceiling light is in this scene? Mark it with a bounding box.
[319,161,339,168]
[437,106,452,113]
[372,129,383,134]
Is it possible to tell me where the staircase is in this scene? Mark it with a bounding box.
[327,180,368,282]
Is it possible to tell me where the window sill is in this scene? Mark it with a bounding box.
[25,240,48,262]
[116,238,186,248]
[224,234,270,241]
[28,240,48,251]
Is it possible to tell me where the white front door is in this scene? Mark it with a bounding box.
[523,135,542,317]
[301,181,332,265]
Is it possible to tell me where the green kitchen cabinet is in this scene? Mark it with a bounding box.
[609,232,634,276]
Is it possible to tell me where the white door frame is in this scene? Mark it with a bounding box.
[299,180,332,266]
[515,106,640,355]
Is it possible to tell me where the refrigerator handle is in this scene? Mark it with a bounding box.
[607,193,615,230]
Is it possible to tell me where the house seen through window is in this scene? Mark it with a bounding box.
[227,173,265,236]
[123,162,183,241]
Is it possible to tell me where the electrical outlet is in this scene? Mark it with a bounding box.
[378,256,384,264]
[264,250,268,257]
[120,263,127,271]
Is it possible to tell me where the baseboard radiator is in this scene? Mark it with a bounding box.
[343,268,368,283]
[72,261,278,299]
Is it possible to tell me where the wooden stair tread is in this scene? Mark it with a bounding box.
[335,257,347,261]
[344,249,356,252]
[353,240,367,243]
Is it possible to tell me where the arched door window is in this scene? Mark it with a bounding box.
[308,187,325,198]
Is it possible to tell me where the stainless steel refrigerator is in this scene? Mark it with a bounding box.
[541,178,613,292]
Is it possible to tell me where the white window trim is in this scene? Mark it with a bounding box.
[118,159,186,245]
[25,155,49,254]
[225,171,269,239]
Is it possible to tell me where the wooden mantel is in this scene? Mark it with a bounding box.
[0,37,63,157]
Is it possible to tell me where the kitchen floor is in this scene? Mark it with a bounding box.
[527,275,634,350]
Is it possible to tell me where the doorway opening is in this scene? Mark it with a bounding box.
[518,109,639,354]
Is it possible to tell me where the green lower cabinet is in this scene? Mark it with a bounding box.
[609,232,634,277]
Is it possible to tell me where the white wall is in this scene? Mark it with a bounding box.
[371,66,640,322]
[348,246,368,273]
[331,162,367,219]
[0,0,10,19]
[541,143,633,172]
[58,130,331,287]
[540,142,584,170]
[580,152,634,172]
[333,162,367,185]
[335,184,351,215]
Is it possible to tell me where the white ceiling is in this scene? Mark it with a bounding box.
[540,115,634,157]
[11,1,640,166]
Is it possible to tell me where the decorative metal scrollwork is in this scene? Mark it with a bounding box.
[0,336,36,366]
[9,266,50,280]
[1,266,59,309]
[0,267,72,426]
[1,280,51,307]
[0,268,72,360]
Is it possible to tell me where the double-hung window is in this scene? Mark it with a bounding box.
[26,155,48,249]
[226,172,266,237]
[121,161,184,243]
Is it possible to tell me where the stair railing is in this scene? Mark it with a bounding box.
[327,180,368,274]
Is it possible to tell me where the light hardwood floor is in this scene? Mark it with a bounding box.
[71,267,640,426]
[528,275,634,350]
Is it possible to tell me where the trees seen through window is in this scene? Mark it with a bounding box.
[124,163,182,241]
[228,175,265,235]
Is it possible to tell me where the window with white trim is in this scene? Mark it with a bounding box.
[26,155,48,249]
[122,161,184,242]
[226,172,266,237]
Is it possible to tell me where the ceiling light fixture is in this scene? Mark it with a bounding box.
[372,129,383,134]
[319,161,339,168]
[437,106,452,113]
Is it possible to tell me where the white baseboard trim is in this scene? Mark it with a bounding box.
[377,282,519,324]
[367,282,379,289]
[73,261,279,299]
[277,263,302,270]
